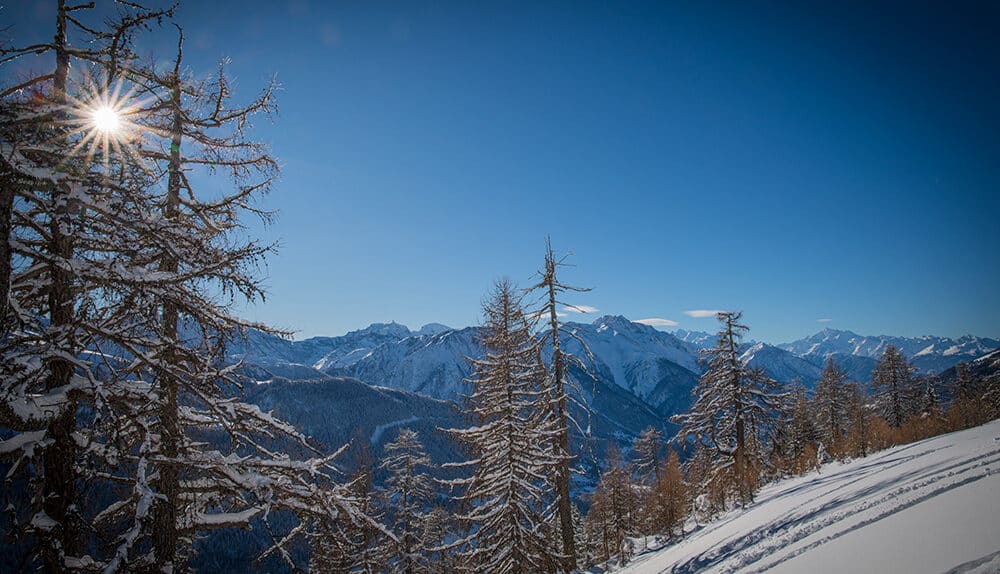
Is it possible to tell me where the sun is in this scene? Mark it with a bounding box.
[59,72,158,171]
[91,105,121,134]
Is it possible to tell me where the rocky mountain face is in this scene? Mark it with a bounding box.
[230,319,998,450]
[778,328,1000,375]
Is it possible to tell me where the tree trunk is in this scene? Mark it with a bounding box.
[42,2,80,569]
[0,158,14,334]
[546,271,576,571]
[152,62,184,570]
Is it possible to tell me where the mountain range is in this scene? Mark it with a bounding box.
[231,317,999,458]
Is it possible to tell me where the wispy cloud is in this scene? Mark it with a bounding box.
[816,318,833,323]
[684,309,723,318]
[636,317,679,327]
[531,310,569,320]
[562,304,600,314]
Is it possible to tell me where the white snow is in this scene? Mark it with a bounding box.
[617,420,1000,574]
[370,415,420,445]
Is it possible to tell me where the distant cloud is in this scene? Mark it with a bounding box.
[562,304,600,314]
[531,310,569,320]
[636,317,679,327]
[816,318,833,323]
[684,309,723,318]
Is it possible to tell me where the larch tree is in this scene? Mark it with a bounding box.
[657,448,687,539]
[528,237,590,572]
[2,4,385,571]
[421,506,462,574]
[786,385,820,473]
[631,426,664,538]
[0,3,176,568]
[871,344,915,428]
[949,362,989,428]
[380,428,436,574]
[631,426,664,489]
[671,311,783,506]
[813,358,849,452]
[843,381,872,457]
[444,278,561,574]
[585,444,635,566]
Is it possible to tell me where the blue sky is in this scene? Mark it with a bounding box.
[8,1,1000,342]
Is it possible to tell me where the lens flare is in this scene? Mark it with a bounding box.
[91,105,121,133]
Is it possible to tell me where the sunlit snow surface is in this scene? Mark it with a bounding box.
[618,420,1000,574]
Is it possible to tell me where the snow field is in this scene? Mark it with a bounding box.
[618,420,1000,574]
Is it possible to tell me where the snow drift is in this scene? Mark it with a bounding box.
[617,419,1000,574]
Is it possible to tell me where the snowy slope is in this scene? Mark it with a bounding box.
[342,326,482,399]
[672,329,716,351]
[326,316,703,420]
[739,342,823,386]
[559,316,702,411]
[617,420,1000,574]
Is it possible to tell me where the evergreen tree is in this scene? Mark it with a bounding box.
[953,362,978,403]
[631,426,664,488]
[631,427,665,538]
[814,357,849,451]
[983,370,1000,420]
[310,461,391,574]
[671,311,783,506]
[584,444,635,566]
[871,344,915,428]
[380,429,435,574]
[445,278,561,573]
[844,382,872,457]
[421,506,462,574]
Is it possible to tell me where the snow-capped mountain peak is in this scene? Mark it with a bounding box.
[416,323,452,337]
[779,329,1000,374]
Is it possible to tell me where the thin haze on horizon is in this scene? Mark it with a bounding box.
[6,0,999,342]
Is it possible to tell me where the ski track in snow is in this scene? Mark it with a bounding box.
[619,420,1000,574]
[370,416,420,445]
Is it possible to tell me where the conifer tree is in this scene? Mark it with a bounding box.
[631,427,666,539]
[813,358,849,452]
[445,278,561,573]
[380,428,435,574]
[631,426,664,488]
[658,448,687,539]
[2,6,384,570]
[791,385,819,469]
[529,237,590,572]
[584,444,635,566]
[421,506,462,573]
[844,382,872,457]
[0,4,174,568]
[983,370,1000,419]
[871,344,915,428]
[671,311,783,506]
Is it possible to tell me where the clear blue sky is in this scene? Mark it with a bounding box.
[8,1,1000,342]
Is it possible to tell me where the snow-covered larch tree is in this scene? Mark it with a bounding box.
[528,237,591,572]
[871,344,915,428]
[813,357,850,453]
[380,428,436,574]
[444,278,561,573]
[2,5,384,571]
[0,3,177,568]
[631,426,664,488]
[671,311,783,506]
